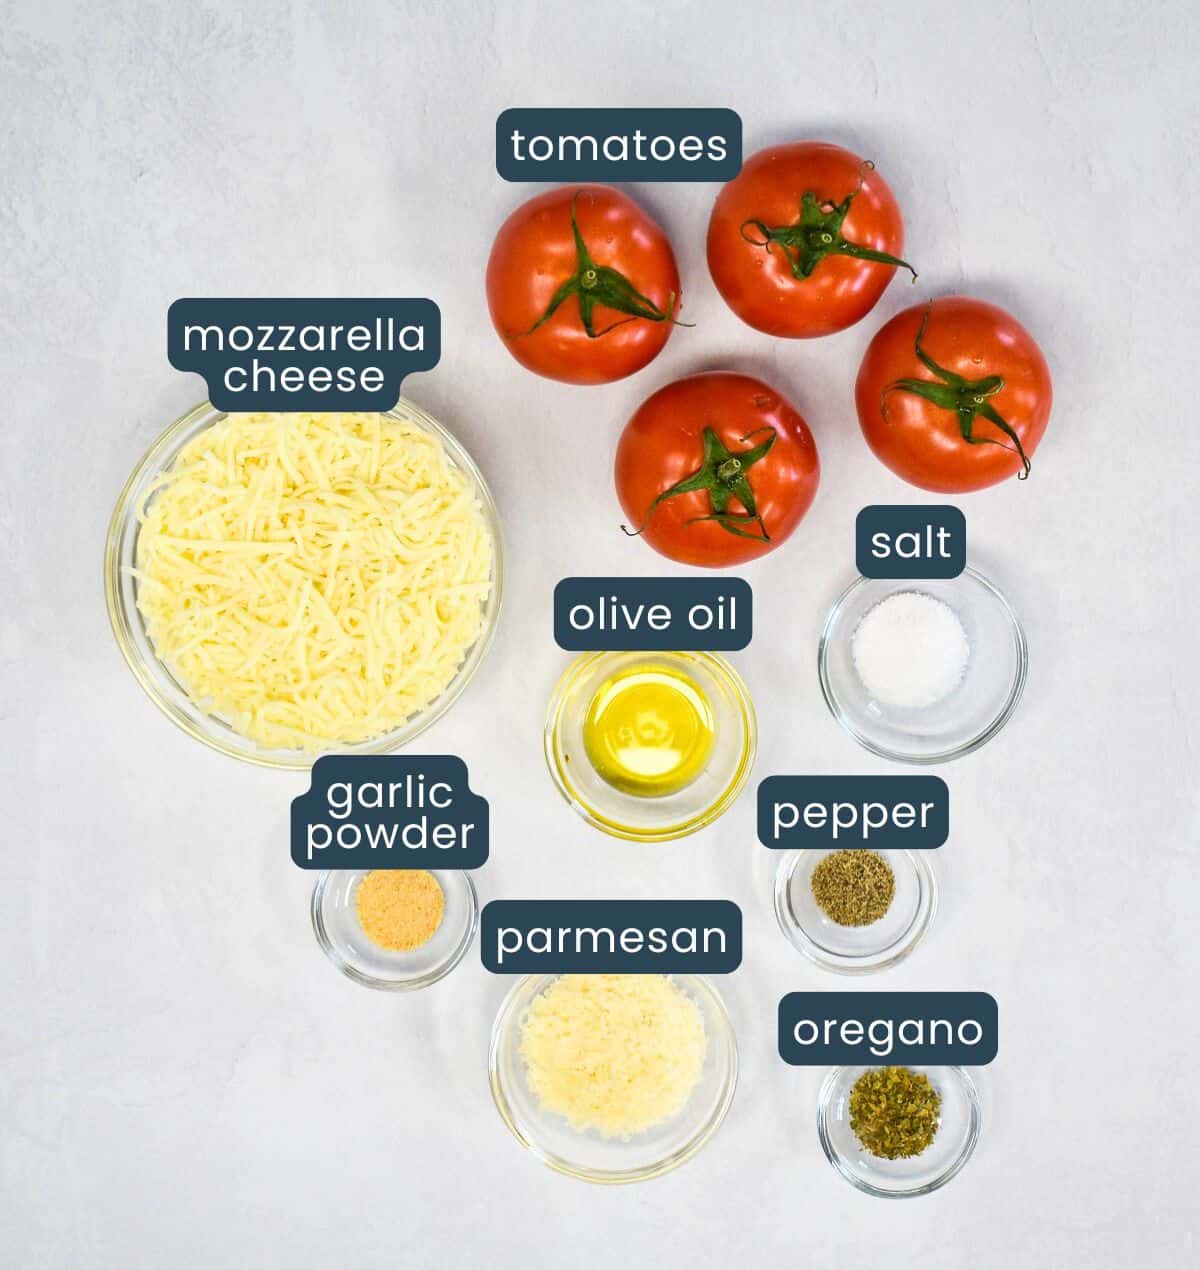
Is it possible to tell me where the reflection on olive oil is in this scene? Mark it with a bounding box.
[582,665,716,797]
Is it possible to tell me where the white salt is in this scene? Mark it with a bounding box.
[851,591,970,709]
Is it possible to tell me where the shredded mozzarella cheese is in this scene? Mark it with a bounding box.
[134,411,492,750]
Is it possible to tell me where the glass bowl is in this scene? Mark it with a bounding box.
[817,567,1026,764]
[544,651,757,842]
[817,1064,982,1197]
[311,869,478,991]
[489,974,738,1184]
[774,849,937,974]
[105,398,504,769]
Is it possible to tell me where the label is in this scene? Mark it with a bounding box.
[856,505,966,579]
[480,900,741,973]
[758,775,948,849]
[168,298,440,412]
[554,577,751,651]
[291,755,487,869]
[496,108,741,182]
[779,992,998,1065]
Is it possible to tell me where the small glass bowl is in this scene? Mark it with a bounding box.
[817,567,1027,764]
[817,1064,982,1197]
[489,974,738,1184]
[544,651,757,842]
[774,849,937,974]
[105,399,504,769]
[310,869,478,991]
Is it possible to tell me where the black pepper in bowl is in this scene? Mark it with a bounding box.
[810,850,895,926]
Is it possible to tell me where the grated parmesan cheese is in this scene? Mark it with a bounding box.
[519,974,707,1139]
[134,411,493,751]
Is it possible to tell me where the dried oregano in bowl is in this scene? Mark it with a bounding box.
[848,1066,941,1159]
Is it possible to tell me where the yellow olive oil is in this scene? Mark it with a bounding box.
[582,665,716,798]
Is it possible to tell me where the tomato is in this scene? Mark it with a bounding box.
[856,297,1052,492]
[706,141,913,338]
[615,372,820,567]
[486,185,682,385]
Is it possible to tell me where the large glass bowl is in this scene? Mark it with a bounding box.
[105,399,503,768]
[489,973,738,1184]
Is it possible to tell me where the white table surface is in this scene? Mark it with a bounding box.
[3,1,1197,1266]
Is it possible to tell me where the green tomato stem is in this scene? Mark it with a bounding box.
[519,191,688,339]
[882,305,1031,478]
[621,426,778,543]
[740,163,917,282]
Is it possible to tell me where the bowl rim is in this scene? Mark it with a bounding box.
[816,1063,982,1198]
[488,972,739,1184]
[542,650,758,843]
[773,848,938,975]
[104,398,504,769]
[310,868,479,992]
[816,565,1028,765]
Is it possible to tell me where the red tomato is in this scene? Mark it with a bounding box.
[856,297,1052,492]
[707,141,913,338]
[486,185,682,384]
[615,372,820,567]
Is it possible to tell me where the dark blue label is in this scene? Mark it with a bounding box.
[480,900,741,973]
[168,298,440,411]
[291,755,487,869]
[554,577,751,651]
[856,505,966,578]
[779,992,998,1065]
[496,108,742,181]
[758,776,948,849]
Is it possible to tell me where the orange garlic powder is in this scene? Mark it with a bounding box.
[355,870,445,951]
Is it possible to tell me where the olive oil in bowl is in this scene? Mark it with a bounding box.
[544,651,757,843]
[582,665,716,797]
